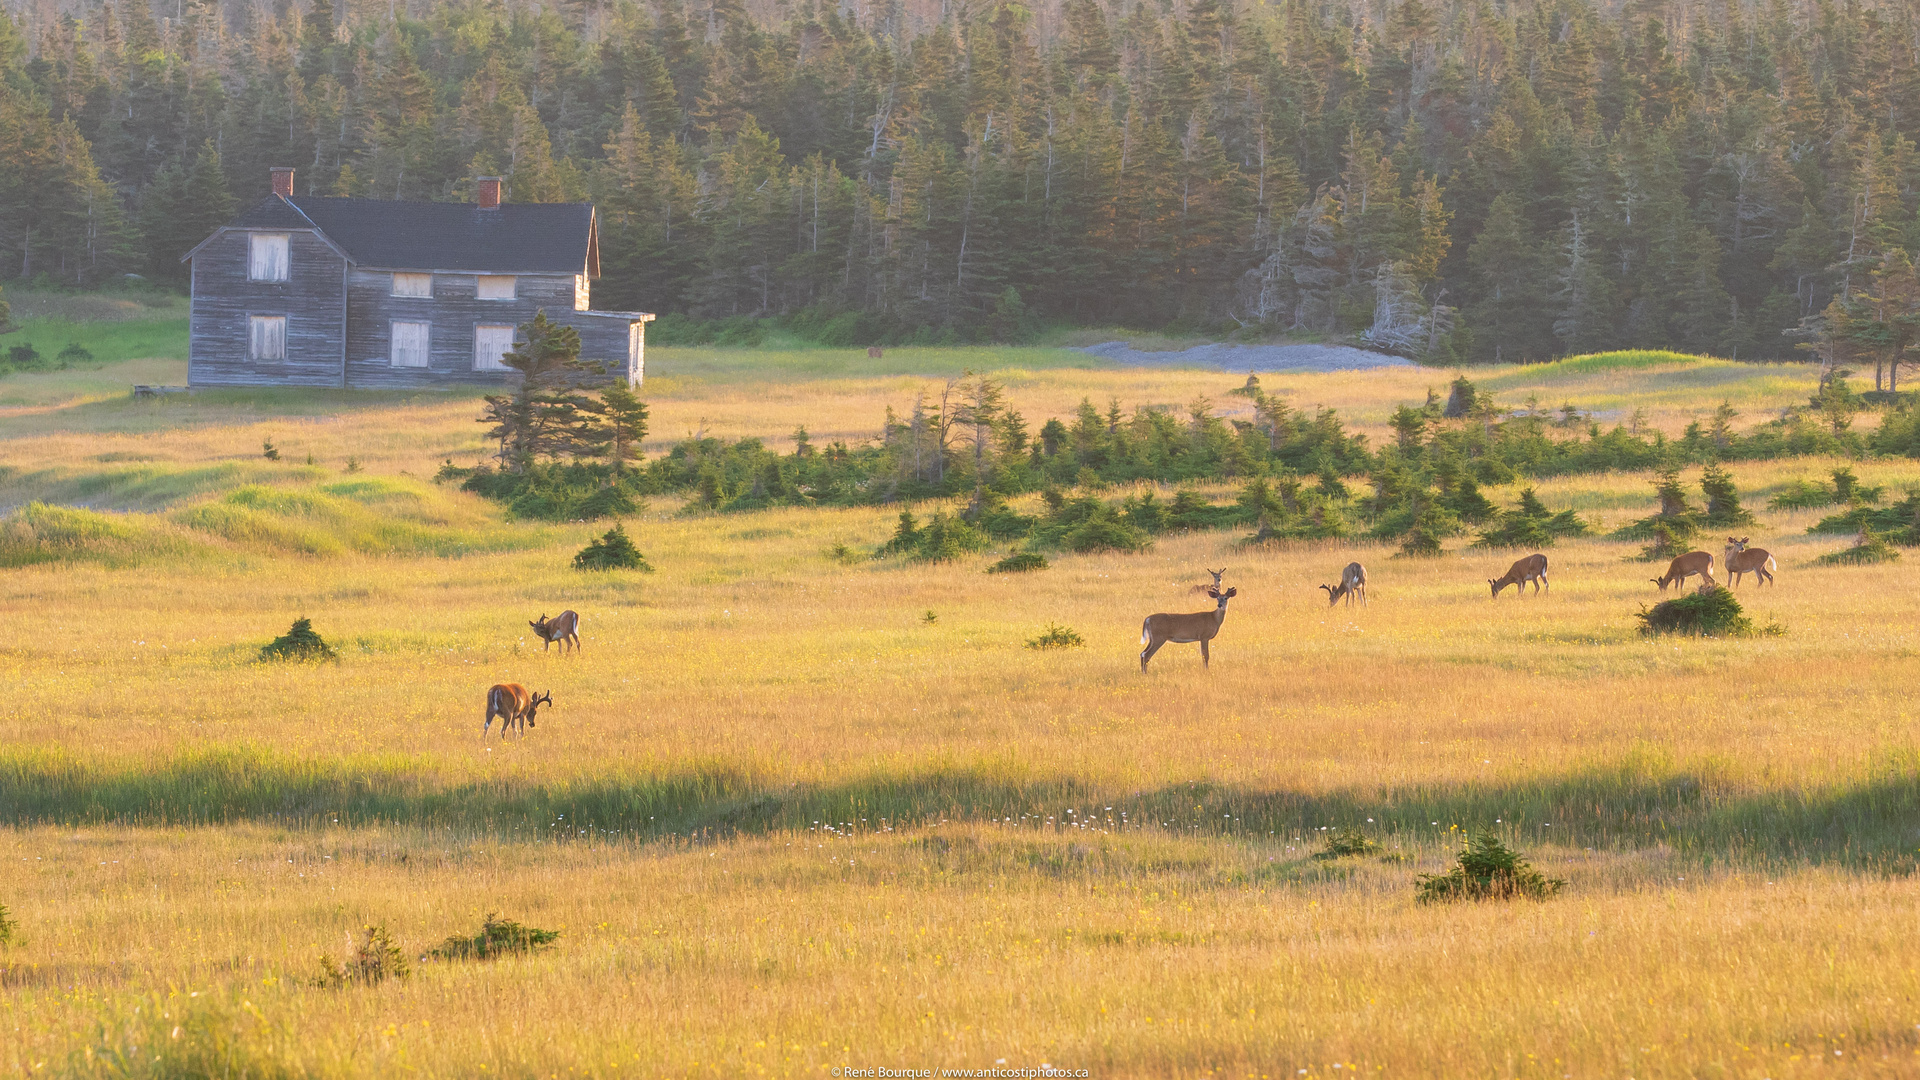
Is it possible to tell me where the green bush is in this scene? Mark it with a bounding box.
[1415,830,1565,903]
[1816,526,1902,565]
[988,551,1049,573]
[1025,623,1086,649]
[1060,505,1151,553]
[427,914,561,961]
[0,900,16,946]
[1310,828,1380,860]
[1635,585,1756,637]
[313,924,410,988]
[574,523,653,570]
[259,617,335,662]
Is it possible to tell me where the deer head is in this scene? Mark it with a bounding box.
[1213,586,1237,602]
[529,614,550,633]
[1319,582,1342,605]
[1205,568,1225,586]
[525,690,553,727]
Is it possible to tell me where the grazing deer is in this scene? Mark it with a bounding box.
[1319,562,1368,606]
[529,610,580,654]
[867,346,884,359]
[1140,587,1238,671]
[1489,553,1549,598]
[484,684,551,738]
[1651,551,1716,591]
[1723,536,1776,587]
[1188,568,1226,595]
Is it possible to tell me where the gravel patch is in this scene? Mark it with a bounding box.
[1080,340,1417,373]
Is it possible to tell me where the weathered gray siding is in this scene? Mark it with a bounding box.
[188,230,347,387]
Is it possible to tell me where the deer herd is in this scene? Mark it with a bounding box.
[488,539,1784,719]
[1138,535,1779,671]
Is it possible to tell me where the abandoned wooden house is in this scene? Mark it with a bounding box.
[182,169,653,389]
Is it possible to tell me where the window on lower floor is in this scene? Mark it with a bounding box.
[390,320,431,367]
[473,324,515,371]
[249,315,286,361]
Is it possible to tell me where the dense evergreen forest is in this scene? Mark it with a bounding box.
[10,0,1920,368]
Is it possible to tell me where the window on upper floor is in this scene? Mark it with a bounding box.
[248,234,289,282]
[473,324,515,371]
[476,275,516,300]
[390,321,431,367]
[392,272,432,298]
[250,315,286,361]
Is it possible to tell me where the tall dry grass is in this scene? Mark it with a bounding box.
[2,350,1918,1076]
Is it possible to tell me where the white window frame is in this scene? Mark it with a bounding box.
[390,320,432,368]
[249,315,287,361]
[476,275,517,300]
[473,324,516,371]
[248,234,290,282]
[391,272,433,298]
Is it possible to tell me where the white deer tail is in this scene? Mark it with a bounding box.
[1140,619,1151,646]
[1766,555,1777,572]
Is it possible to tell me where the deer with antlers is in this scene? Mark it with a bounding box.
[1488,553,1549,598]
[1319,562,1368,606]
[1140,586,1238,671]
[529,610,580,654]
[1188,568,1226,595]
[484,684,552,739]
[1723,537,1777,587]
[1651,551,1716,591]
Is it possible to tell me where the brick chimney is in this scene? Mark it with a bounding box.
[477,176,502,210]
[270,167,295,198]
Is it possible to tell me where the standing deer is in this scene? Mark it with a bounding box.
[1723,536,1776,587]
[1140,587,1238,671]
[1188,568,1226,595]
[1488,553,1549,597]
[1319,562,1368,606]
[529,610,580,654]
[1651,551,1716,591]
[484,684,552,738]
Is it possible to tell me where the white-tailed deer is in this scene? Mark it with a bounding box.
[484,684,551,738]
[529,610,580,654]
[1140,586,1237,671]
[1188,568,1226,595]
[1319,562,1368,606]
[1723,536,1776,587]
[1489,553,1549,598]
[1651,551,1716,591]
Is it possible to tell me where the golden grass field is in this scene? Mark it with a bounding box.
[3,347,1920,1078]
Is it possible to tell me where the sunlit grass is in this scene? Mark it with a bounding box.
[3,345,1920,1076]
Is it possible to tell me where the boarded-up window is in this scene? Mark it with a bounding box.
[474,324,515,371]
[250,315,287,360]
[391,272,432,298]
[390,321,431,367]
[476,275,516,300]
[574,274,590,310]
[248,234,289,282]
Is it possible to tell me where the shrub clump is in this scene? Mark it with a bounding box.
[0,900,16,946]
[1817,525,1902,565]
[427,914,561,961]
[1635,585,1756,637]
[574,523,653,570]
[1415,830,1566,903]
[1473,487,1590,548]
[988,551,1049,573]
[259,617,336,662]
[313,924,410,988]
[879,510,992,562]
[1025,623,1085,649]
[1310,828,1380,860]
[1769,466,1884,510]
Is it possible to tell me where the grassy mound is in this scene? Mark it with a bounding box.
[1310,828,1380,860]
[1635,587,1754,638]
[1415,830,1565,903]
[259,617,336,662]
[427,914,561,962]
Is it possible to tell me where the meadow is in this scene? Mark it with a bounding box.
[3,343,1920,1078]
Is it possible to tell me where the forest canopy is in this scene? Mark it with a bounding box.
[8,0,1920,369]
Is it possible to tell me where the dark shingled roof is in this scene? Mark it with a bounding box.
[214,195,597,274]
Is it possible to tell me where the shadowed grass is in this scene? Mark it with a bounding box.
[4,745,1916,869]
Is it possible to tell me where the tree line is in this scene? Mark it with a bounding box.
[15,0,1920,365]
